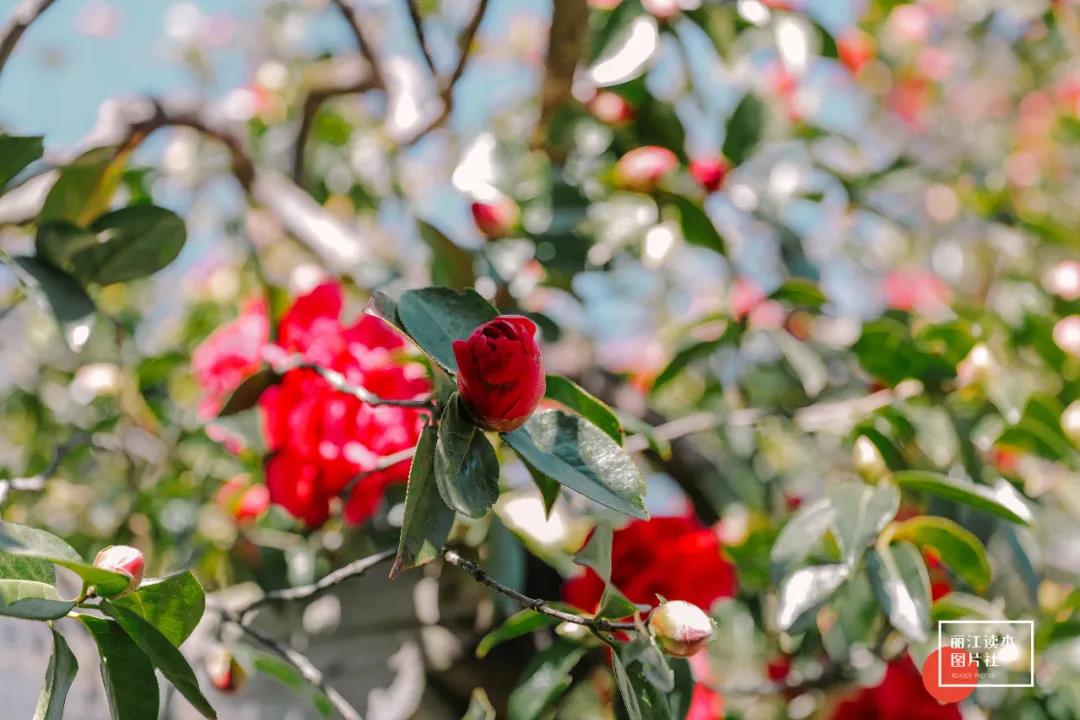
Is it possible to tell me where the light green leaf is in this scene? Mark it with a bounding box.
[868,541,931,643]
[397,288,498,371]
[544,375,623,443]
[768,279,827,309]
[0,581,74,620]
[113,571,206,646]
[34,628,78,720]
[507,640,586,720]
[252,652,332,717]
[828,482,900,567]
[891,516,991,592]
[892,470,1032,525]
[79,615,160,720]
[434,394,500,518]
[40,147,123,226]
[503,410,648,519]
[392,426,454,576]
[770,498,835,582]
[0,522,130,597]
[776,564,848,632]
[476,610,559,659]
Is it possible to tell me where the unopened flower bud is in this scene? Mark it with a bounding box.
[93,545,145,595]
[470,194,520,240]
[688,156,729,193]
[1063,401,1080,448]
[853,435,887,480]
[614,146,679,193]
[587,91,634,125]
[207,647,247,694]
[648,600,713,657]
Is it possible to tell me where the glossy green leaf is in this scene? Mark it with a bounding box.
[722,93,765,166]
[776,564,849,632]
[612,648,694,720]
[573,525,638,618]
[397,288,498,371]
[103,603,217,719]
[891,516,991,592]
[11,255,95,325]
[892,470,1032,525]
[671,195,724,254]
[770,498,835,581]
[113,571,206,646]
[932,592,1002,622]
[0,522,129,597]
[434,394,500,518]
[503,410,648,519]
[0,135,44,189]
[507,639,586,720]
[367,290,403,332]
[34,628,78,720]
[80,615,160,720]
[40,147,122,226]
[827,481,900,567]
[392,426,454,576]
[544,375,623,443]
[868,541,931,643]
[0,581,75,620]
[476,610,559,658]
[218,368,277,417]
[769,278,827,309]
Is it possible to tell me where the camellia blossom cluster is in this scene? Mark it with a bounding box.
[193,282,430,527]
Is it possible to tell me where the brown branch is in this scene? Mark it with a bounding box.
[281,358,435,409]
[292,78,373,184]
[532,0,589,152]
[0,0,59,79]
[405,0,437,76]
[442,548,638,633]
[340,446,416,497]
[329,0,385,90]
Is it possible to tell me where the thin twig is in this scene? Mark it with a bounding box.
[442,548,638,633]
[283,359,435,409]
[238,549,395,624]
[405,0,437,76]
[0,432,88,504]
[0,0,59,80]
[292,79,373,184]
[340,446,416,497]
[329,0,384,89]
[225,615,362,720]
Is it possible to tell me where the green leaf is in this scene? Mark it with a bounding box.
[612,649,694,720]
[392,426,455,576]
[40,147,123,226]
[434,394,500,518]
[827,481,900,567]
[251,652,332,717]
[476,610,560,658]
[0,135,44,189]
[867,541,931,643]
[462,688,496,720]
[932,592,1002,622]
[80,205,186,284]
[397,288,498,371]
[103,603,217,719]
[34,628,78,720]
[770,498,835,582]
[113,571,206,646]
[0,581,75,620]
[573,525,638,618]
[0,522,130,597]
[526,463,561,517]
[670,195,724,254]
[611,652,643,720]
[507,639,586,720]
[891,516,991,593]
[892,470,1032,525]
[79,615,160,720]
[503,410,648,519]
[776,564,849,632]
[722,93,765,166]
[769,279,827,309]
[418,221,475,291]
[218,369,277,417]
[544,375,623,443]
[11,255,95,325]
[652,337,725,392]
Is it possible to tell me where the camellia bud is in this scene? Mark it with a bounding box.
[853,435,887,480]
[93,545,145,596]
[470,193,520,240]
[648,600,714,657]
[207,647,247,694]
[689,156,729,193]
[587,91,634,125]
[614,146,679,193]
[1063,401,1080,448]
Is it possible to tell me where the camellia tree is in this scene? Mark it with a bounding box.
[1,0,1080,719]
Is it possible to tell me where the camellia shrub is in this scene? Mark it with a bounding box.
[1,0,1080,719]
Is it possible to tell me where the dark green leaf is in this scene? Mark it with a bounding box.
[503,410,648,519]
[670,195,723,254]
[103,603,217,719]
[40,147,122,226]
[79,615,160,720]
[419,221,475,290]
[507,639,586,720]
[476,610,559,658]
[867,541,931,642]
[218,369,277,417]
[0,581,75,620]
[367,290,402,332]
[892,470,1032,525]
[0,135,44,189]
[397,288,498,371]
[776,564,848,632]
[611,652,643,720]
[0,522,129,597]
[434,394,500,518]
[78,205,186,284]
[612,648,694,720]
[891,516,991,592]
[544,375,623,443]
[652,337,725,392]
[722,94,765,166]
[113,571,206,646]
[34,628,78,720]
[11,255,95,325]
[575,524,615,584]
[827,481,899,567]
[769,278,827,309]
[392,426,454,576]
[770,498,835,582]
[526,463,561,517]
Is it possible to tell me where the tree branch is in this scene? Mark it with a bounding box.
[280,358,435,409]
[405,0,437,76]
[442,548,638,633]
[292,78,374,184]
[329,0,385,90]
[0,0,59,80]
[340,446,417,497]
[532,0,589,152]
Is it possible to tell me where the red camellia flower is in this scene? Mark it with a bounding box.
[614,146,679,193]
[216,476,271,523]
[689,157,729,193]
[470,193,520,240]
[452,315,545,432]
[831,657,961,720]
[563,513,737,613]
[194,281,430,528]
